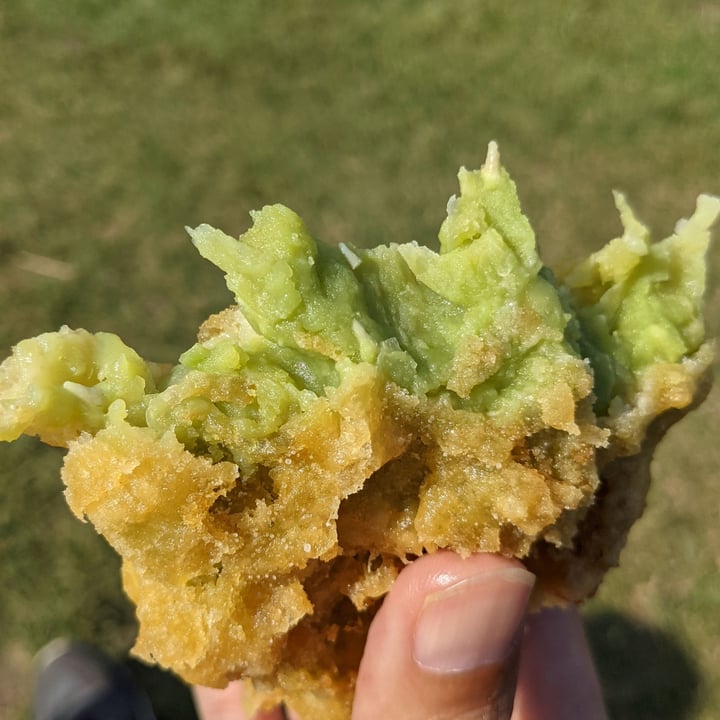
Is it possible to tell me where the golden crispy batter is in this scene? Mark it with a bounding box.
[58,332,712,718]
[60,350,608,717]
[527,347,714,604]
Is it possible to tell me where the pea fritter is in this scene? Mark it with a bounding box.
[1,144,716,719]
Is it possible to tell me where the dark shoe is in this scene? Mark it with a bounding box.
[33,639,156,720]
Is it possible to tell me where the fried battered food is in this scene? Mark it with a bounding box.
[1,144,717,719]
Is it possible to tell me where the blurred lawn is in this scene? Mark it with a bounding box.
[1,2,718,718]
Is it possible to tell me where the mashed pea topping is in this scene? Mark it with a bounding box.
[3,144,714,451]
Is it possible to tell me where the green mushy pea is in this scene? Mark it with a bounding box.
[188,145,578,420]
[2,143,715,449]
[0,143,716,720]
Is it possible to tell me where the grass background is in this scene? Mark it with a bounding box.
[1,2,718,718]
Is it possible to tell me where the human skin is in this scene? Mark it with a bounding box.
[193,552,608,720]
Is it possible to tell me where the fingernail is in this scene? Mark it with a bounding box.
[413,566,535,673]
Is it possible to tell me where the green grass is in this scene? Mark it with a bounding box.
[1,2,718,718]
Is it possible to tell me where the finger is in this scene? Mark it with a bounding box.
[511,606,607,720]
[353,552,535,720]
[192,681,287,720]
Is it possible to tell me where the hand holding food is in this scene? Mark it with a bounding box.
[1,143,716,719]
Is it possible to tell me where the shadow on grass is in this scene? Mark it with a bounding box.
[585,611,700,720]
[126,660,198,720]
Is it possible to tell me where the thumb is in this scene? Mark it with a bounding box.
[352,552,535,720]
